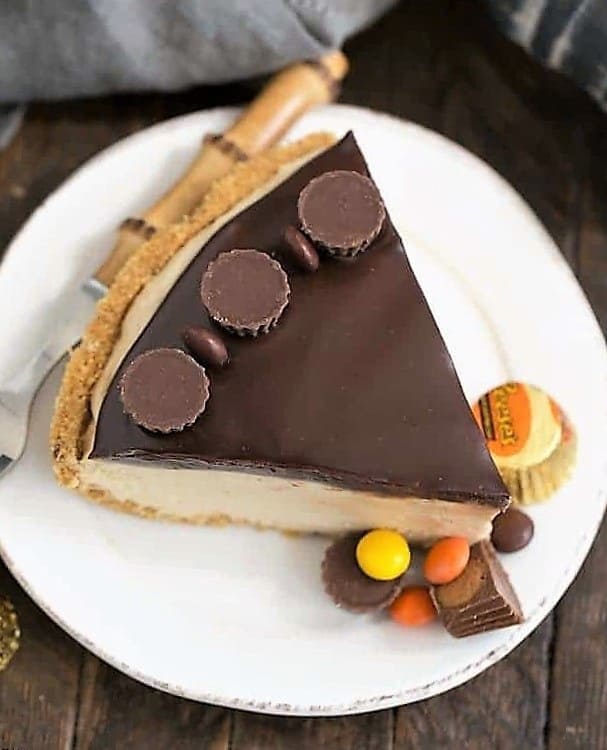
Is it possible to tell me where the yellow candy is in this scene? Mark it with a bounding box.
[355,529,411,581]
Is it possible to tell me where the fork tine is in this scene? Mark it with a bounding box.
[0,280,99,477]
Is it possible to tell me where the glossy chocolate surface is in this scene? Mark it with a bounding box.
[92,133,508,507]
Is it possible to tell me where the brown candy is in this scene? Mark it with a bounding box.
[283,225,320,272]
[200,249,290,336]
[183,326,229,368]
[491,508,534,553]
[298,170,385,258]
[120,348,210,433]
[321,533,405,613]
[431,541,523,638]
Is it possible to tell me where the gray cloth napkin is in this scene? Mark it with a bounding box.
[0,0,394,148]
[483,0,607,105]
[1,0,606,151]
[0,0,395,100]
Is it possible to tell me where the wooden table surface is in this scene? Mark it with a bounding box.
[1,2,606,748]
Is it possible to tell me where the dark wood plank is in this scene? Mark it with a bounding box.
[394,620,552,750]
[230,709,393,750]
[547,116,607,750]
[548,525,607,750]
[73,654,230,750]
[0,561,81,749]
[342,1,453,131]
[576,122,607,330]
[439,0,593,258]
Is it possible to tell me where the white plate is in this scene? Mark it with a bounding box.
[0,105,606,716]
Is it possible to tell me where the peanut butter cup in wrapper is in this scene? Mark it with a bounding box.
[472,382,577,505]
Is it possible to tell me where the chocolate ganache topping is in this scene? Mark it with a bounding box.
[92,132,508,508]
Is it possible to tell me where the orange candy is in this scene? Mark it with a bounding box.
[423,537,470,585]
[390,586,437,626]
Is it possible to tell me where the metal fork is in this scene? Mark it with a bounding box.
[0,278,106,478]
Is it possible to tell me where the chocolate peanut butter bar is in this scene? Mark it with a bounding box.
[431,541,523,637]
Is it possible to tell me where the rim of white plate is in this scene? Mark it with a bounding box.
[1,104,606,715]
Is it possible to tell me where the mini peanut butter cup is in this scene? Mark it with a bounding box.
[200,249,290,336]
[298,170,385,258]
[322,533,406,613]
[472,382,577,505]
[120,348,210,433]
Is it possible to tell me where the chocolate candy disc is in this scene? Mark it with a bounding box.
[491,507,534,553]
[298,170,385,258]
[120,348,210,433]
[283,226,320,272]
[183,326,229,368]
[322,533,406,613]
[200,249,290,336]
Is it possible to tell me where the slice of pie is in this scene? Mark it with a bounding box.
[51,131,509,544]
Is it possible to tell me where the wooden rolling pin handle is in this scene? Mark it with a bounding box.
[202,133,249,163]
[94,50,348,289]
[94,218,157,289]
[225,50,348,157]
